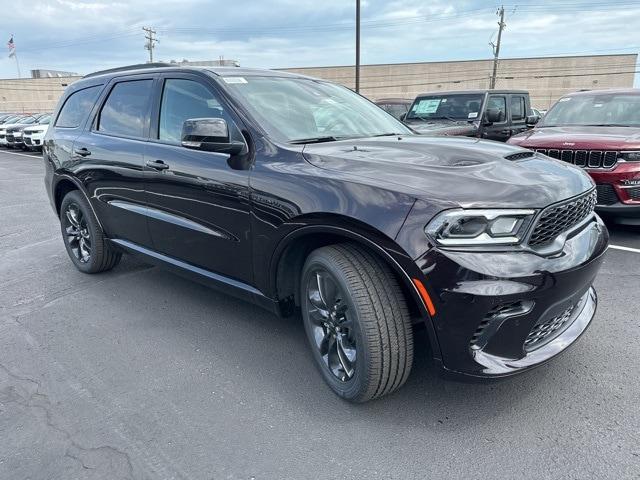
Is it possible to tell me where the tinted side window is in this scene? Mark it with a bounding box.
[487,96,506,122]
[55,85,101,128]
[98,80,153,138]
[159,78,237,143]
[511,96,526,121]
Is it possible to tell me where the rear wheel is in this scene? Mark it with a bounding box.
[60,190,122,273]
[301,244,413,402]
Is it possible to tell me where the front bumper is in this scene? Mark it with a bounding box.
[413,215,608,377]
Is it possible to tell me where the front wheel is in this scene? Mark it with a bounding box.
[301,244,414,402]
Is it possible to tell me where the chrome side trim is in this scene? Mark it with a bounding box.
[108,200,233,240]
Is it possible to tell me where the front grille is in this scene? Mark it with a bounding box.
[525,304,575,351]
[628,187,640,201]
[528,190,597,248]
[0,134,5,139]
[536,148,618,169]
[6,135,15,142]
[596,184,618,205]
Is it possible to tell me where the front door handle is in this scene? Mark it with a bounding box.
[146,160,170,171]
[74,147,91,157]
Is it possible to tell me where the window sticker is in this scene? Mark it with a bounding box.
[468,112,478,119]
[414,99,441,114]
[222,77,248,84]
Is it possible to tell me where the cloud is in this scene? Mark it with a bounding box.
[0,0,638,78]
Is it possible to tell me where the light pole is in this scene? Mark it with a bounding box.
[355,0,360,93]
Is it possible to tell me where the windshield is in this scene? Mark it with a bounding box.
[221,75,411,143]
[2,115,21,124]
[38,115,52,125]
[379,103,409,120]
[542,94,640,127]
[17,116,37,125]
[406,94,484,121]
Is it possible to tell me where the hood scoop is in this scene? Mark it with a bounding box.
[504,151,535,161]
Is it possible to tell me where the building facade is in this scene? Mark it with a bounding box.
[0,76,80,113]
[1,54,635,113]
[282,54,638,109]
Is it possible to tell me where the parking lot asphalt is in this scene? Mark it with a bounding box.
[0,148,639,480]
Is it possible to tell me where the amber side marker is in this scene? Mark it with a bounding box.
[412,279,436,317]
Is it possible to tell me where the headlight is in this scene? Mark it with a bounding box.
[425,209,536,247]
[619,151,640,162]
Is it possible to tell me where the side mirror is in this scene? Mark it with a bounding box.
[484,108,503,124]
[181,118,244,155]
[526,114,540,126]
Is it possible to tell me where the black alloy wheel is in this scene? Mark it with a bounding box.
[63,202,92,264]
[306,268,357,382]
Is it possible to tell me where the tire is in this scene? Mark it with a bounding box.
[59,190,122,273]
[300,243,414,402]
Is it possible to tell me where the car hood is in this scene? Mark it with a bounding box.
[23,125,48,133]
[0,122,27,131]
[302,135,593,209]
[508,125,640,150]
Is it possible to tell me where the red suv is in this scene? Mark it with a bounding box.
[508,89,640,225]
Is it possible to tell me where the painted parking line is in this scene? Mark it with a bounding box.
[0,150,41,158]
[609,244,640,254]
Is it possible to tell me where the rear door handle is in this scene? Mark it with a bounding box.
[74,147,91,157]
[146,160,170,171]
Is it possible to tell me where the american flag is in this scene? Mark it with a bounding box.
[7,36,15,57]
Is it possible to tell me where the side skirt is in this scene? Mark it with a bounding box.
[108,239,282,316]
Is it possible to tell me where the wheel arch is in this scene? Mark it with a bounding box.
[270,223,428,322]
[53,175,104,230]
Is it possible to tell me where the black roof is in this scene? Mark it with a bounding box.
[416,89,529,97]
[83,63,313,80]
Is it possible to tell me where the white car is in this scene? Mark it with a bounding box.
[23,117,51,150]
[0,115,39,147]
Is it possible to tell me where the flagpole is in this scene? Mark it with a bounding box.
[14,51,21,78]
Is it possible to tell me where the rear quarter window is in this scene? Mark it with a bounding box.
[55,85,102,128]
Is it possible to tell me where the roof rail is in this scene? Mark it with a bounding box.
[83,63,173,78]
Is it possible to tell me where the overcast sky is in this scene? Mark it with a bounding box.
[1,0,639,79]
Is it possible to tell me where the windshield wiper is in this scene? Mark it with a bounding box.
[371,132,405,137]
[289,136,339,144]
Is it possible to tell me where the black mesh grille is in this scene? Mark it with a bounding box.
[596,184,619,205]
[588,151,603,168]
[628,187,640,201]
[535,148,618,169]
[528,190,597,248]
[603,151,618,168]
[574,150,588,166]
[525,304,575,351]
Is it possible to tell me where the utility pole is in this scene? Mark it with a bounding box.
[489,6,505,89]
[355,0,360,93]
[142,27,158,63]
